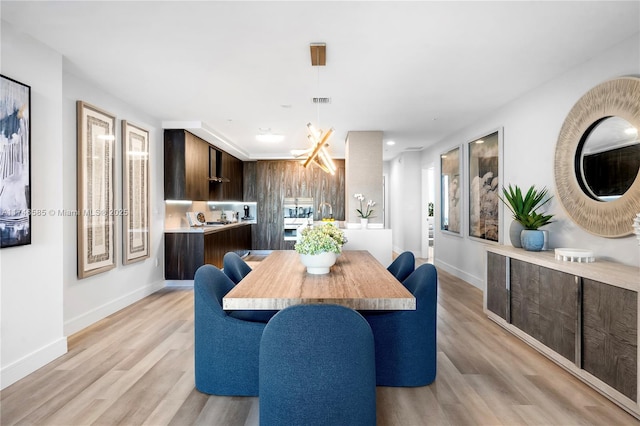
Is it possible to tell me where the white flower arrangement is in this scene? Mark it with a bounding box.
[295,223,346,255]
[354,193,376,219]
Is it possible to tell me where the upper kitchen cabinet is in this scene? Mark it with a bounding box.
[164,130,209,201]
[210,149,244,201]
[243,161,257,202]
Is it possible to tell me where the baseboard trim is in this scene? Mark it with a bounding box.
[165,280,194,288]
[64,280,165,336]
[434,259,484,290]
[0,337,67,390]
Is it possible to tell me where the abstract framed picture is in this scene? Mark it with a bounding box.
[468,129,501,242]
[0,75,31,248]
[77,101,116,278]
[122,120,150,264]
[440,146,461,235]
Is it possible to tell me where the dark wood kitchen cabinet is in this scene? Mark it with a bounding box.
[485,246,640,417]
[210,149,244,201]
[164,130,209,201]
[164,224,251,280]
[253,160,345,250]
[243,161,257,202]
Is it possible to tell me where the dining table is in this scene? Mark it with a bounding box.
[222,250,416,311]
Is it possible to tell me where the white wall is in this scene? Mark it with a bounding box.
[1,22,67,388]
[62,69,166,336]
[389,152,422,256]
[422,33,640,289]
[1,21,167,389]
[345,131,383,224]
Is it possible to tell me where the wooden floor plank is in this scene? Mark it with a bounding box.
[1,262,638,425]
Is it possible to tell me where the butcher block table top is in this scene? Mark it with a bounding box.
[223,250,416,311]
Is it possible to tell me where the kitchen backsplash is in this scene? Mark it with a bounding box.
[165,201,257,229]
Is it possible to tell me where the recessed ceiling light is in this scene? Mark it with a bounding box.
[386,140,396,146]
[256,133,284,143]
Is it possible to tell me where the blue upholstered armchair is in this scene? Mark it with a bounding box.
[387,251,415,283]
[194,264,266,396]
[259,304,377,426]
[364,263,437,387]
[222,252,277,323]
[223,252,252,284]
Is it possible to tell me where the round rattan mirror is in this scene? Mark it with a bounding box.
[554,76,640,237]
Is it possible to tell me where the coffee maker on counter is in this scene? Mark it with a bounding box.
[242,205,252,220]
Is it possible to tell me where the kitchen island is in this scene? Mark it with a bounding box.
[164,222,253,280]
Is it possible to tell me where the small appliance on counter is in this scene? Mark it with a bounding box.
[223,210,239,223]
[186,212,206,227]
[242,205,253,220]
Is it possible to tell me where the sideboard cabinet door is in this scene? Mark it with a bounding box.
[539,267,577,362]
[510,259,577,362]
[486,252,507,320]
[582,279,637,401]
[510,259,541,341]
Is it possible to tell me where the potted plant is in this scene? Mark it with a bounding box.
[499,184,553,249]
[295,224,345,274]
[354,193,375,228]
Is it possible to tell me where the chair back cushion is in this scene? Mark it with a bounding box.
[364,263,438,387]
[403,263,437,302]
[194,264,235,317]
[194,264,266,396]
[260,304,376,426]
[223,252,252,284]
[387,251,415,282]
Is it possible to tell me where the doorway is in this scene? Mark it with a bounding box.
[421,166,435,262]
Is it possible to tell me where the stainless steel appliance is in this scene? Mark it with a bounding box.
[283,197,313,241]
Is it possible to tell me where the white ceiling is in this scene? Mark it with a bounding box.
[2,1,639,161]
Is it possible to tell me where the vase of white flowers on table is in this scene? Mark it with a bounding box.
[295,223,346,274]
[354,193,375,229]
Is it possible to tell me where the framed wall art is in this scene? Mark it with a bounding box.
[0,75,31,248]
[122,120,150,264]
[468,129,501,242]
[440,146,461,234]
[77,101,116,278]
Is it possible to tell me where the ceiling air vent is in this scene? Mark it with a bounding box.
[405,146,425,152]
[312,97,332,104]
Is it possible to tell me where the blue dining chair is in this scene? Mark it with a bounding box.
[259,304,377,426]
[222,252,252,284]
[387,251,415,283]
[222,252,277,323]
[194,264,266,396]
[364,263,437,387]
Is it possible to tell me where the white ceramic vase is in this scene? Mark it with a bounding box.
[360,218,369,229]
[299,252,337,274]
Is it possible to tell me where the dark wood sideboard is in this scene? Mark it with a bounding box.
[485,245,640,419]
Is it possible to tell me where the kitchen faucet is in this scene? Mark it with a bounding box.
[319,202,333,220]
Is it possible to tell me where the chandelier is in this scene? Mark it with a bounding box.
[301,43,337,175]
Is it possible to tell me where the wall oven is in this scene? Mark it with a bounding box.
[283,197,313,241]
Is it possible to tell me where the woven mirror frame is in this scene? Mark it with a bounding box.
[554,76,640,237]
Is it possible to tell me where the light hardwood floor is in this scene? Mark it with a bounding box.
[1,260,638,425]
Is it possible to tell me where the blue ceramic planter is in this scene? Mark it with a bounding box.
[521,229,545,251]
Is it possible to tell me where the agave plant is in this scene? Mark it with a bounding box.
[499,184,554,230]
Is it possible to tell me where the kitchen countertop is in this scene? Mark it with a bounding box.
[165,221,254,234]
